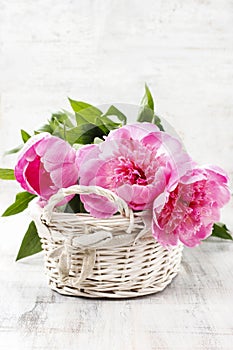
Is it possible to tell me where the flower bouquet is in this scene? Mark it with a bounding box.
[0,85,232,298]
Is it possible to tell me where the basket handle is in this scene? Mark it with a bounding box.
[42,184,134,228]
[40,185,145,288]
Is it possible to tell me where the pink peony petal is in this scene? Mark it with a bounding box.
[80,194,118,218]
[76,144,98,171]
[152,165,231,247]
[141,133,162,151]
[15,133,79,202]
[107,122,160,142]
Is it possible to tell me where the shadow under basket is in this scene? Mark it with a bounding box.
[30,185,183,299]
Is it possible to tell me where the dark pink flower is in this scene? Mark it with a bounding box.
[152,166,231,247]
[77,123,192,218]
[15,133,79,205]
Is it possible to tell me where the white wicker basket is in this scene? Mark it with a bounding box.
[31,185,183,298]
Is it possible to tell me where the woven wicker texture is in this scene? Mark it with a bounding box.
[31,185,183,298]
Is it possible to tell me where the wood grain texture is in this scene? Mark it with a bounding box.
[0,0,233,180]
[0,0,233,348]
[0,221,233,350]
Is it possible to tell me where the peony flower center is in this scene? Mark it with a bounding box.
[158,186,180,228]
[113,157,148,186]
[158,180,209,231]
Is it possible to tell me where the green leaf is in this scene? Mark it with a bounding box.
[73,106,111,143]
[141,83,154,111]
[51,111,75,128]
[36,123,53,134]
[35,111,75,138]
[153,114,164,131]
[0,168,15,180]
[4,144,23,155]
[2,192,36,216]
[100,116,121,131]
[65,124,105,145]
[21,129,31,143]
[137,106,154,123]
[137,84,155,123]
[76,109,122,136]
[73,103,108,130]
[75,109,99,125]
[69,98,117,135]
[16,221,42,261]
[34,100,121,146]
[68,98,102,115]
[211,223,233,240]
[101,105,127,125]
[49,118,66,138]
[137,84,164,131]
[62,109,76,119]
[67,100,114,144]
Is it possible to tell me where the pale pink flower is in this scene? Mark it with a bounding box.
[77,123,192,218]
[15,133,79,205]
[152,166,231,247]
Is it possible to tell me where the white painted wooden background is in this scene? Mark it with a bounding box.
[0,0,233,349]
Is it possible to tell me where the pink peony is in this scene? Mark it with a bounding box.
[152,166,231,247]
[77,123,192,218]
[15,133,79,205]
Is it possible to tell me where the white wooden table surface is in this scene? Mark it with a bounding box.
[1,0,233,349]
